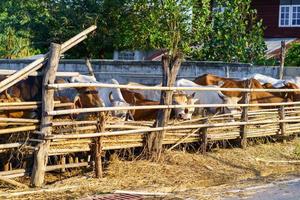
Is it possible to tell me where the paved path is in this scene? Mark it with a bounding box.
[224,178,300,200]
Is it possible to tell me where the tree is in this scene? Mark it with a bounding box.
[285,43,300,66]
[116,0,211,160]
[192,0,266,63]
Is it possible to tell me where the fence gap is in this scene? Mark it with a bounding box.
[145,54,182,161]
[31,43,61,187]
[240,79,251,149]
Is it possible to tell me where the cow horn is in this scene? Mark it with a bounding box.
[218,81,224,87]
[109,92,114,103]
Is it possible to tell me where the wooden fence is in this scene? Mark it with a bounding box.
[0,26,299,188]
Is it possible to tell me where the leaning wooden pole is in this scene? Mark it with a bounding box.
[279,40,286,80]
[145,54,182,161]
[0,25,96,94]
[31,43,61,187]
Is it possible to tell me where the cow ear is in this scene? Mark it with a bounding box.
[74,95,82,108]
[218,81,224,87]
[191,92,196,98]
[109,92,114,103]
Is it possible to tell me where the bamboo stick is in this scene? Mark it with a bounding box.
[51,120,97,126]
[49,118,300,140]
[168,128,200,150]
[0,143,24,149]
[48,82,300,93]
[46,162,89,172]
[0,169,25,176]
[48,148,91,155]
[47,101,300,116]
[0,176,28,188]
[0,125,37,135]
[0,118,39,123]
[0,70,79,77]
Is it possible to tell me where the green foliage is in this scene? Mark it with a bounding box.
[192,0,266,63]
[0,27,40,59]
[0,0,266,61]
[286,43,300,66]
[117,0,211,59]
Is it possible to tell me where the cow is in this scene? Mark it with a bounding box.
[263,82,300,102]
[194,74,289,109]
[120,88,159,120]
[127,82,161,101]
[120,88,196,120]
[126,81,200,120]
[175,79,242,115]
[70,75,131,119]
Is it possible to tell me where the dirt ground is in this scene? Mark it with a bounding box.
[1,139,300,200]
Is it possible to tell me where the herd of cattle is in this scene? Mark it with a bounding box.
[0,73,299,122]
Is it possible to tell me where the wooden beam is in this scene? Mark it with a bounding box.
[145,54,182,161]
[0,25,96,94]
[279,40,286,80]
[31,43,61,187]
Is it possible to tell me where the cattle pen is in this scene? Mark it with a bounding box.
[0,26,299,189]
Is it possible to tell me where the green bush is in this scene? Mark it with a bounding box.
[286,43,300,66]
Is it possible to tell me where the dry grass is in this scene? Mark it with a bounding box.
[0,138,299,200]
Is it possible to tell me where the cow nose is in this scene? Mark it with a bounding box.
[178,113,184,119]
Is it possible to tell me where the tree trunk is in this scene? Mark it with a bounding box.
[145,54,182,161]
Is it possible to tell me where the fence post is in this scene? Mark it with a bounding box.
[279,105,286,143]
[31,43,61,187]
[94,112,105,178]
[279,40,286,80]
[240,79,251,149]
[145,54,182,161]
[201,109,208,154]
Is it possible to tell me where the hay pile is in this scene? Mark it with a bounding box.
[1,139,299,200]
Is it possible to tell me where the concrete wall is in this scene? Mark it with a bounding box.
[0,59,297,85]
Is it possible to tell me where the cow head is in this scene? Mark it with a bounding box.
[284,82,300,101]
[218,92,242,115]
[74,87,104,108]
[172,92,197,120]
[109,92,131,120]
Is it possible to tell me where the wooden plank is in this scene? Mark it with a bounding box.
[47,101,300,116]
[48,82,300,93]
[31,43,61,187]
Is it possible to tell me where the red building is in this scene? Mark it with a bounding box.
[252,0,300,38]
[251,0,300,57]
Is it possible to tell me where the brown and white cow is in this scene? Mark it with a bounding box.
[194,74,289,109]
[120,88,196,120]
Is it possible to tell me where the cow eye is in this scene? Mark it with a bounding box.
[184,108,188,114]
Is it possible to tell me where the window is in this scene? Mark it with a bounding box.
[118,51,135,60]
[280,6,290,26]
[279,0,300,27]
[292,6,300,25]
